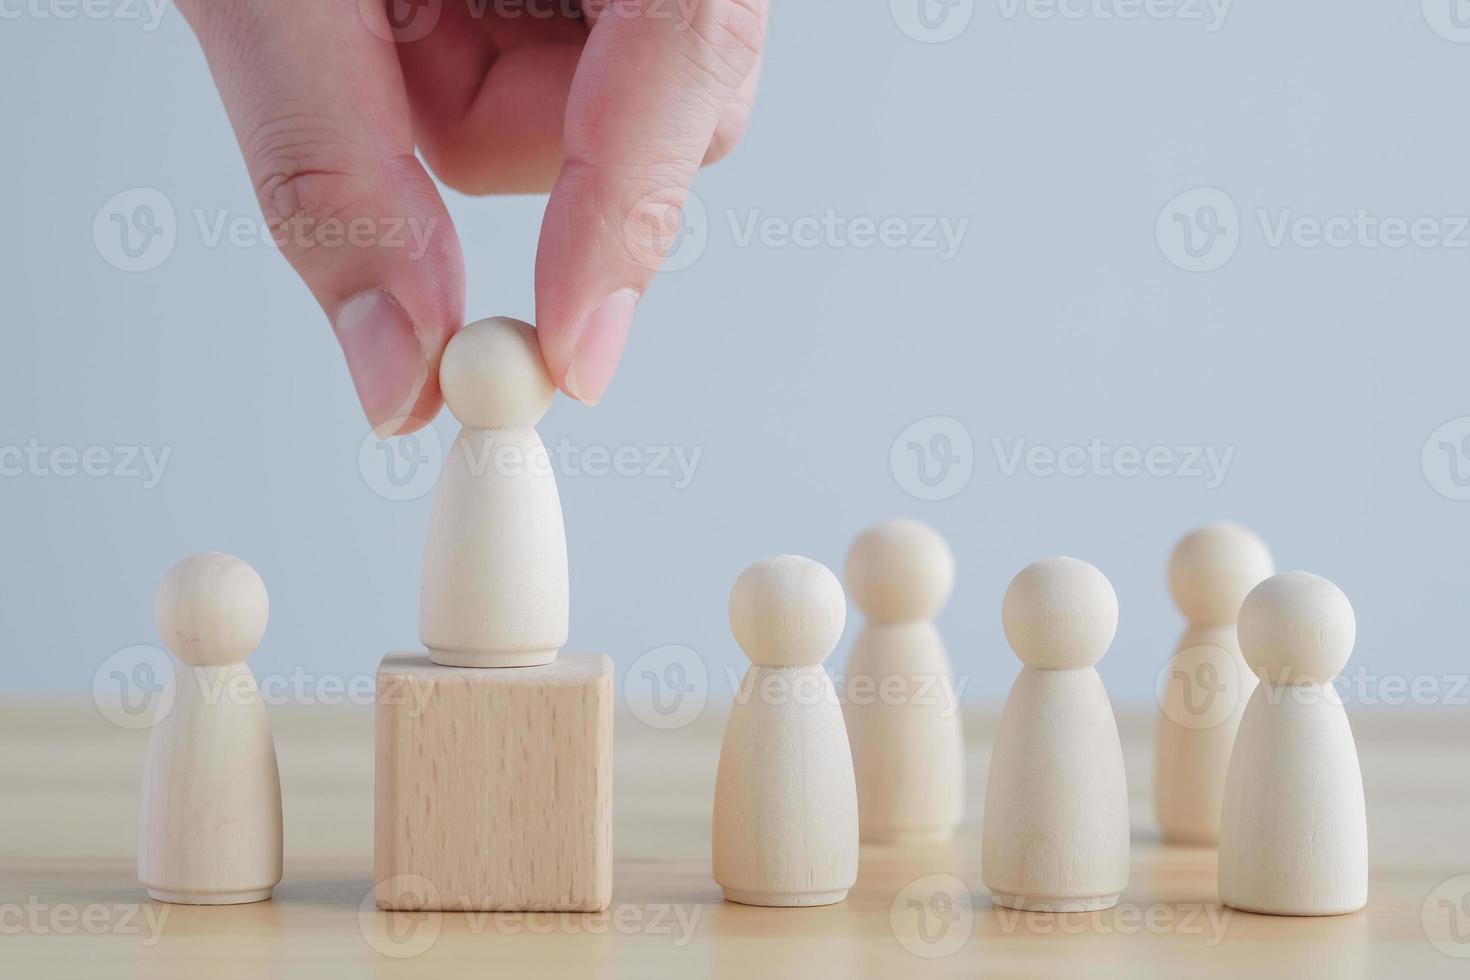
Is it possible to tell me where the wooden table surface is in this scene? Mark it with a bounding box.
[4,700,1468,978]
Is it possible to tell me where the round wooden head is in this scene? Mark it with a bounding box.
[845,519,954,625]
[155,552,269,666]
[439,317,555,429]
[1238,571,1355,685]
[1168,522,1274,625]
[728,555,846,668]
[1002,556,1118,669]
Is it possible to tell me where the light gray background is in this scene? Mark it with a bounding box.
[3,1,1469,707]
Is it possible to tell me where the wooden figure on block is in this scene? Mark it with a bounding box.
[1218,572,1368,916]
[420,316,568,668]
[138,553,282,905]
[982,557,1129,912]
[1155,522,1274,845]
[842,519,963,842]
[712,555,859,907]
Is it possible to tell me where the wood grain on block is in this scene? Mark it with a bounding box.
[374,653,612,912]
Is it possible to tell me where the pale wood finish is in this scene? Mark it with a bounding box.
[1155,522,1272,845]
[138,554,281,905]
[1219,573,1368,915]
[714,556,858,906]
[374,653,612,912]
[419,318,569,668]
[983,558,1130,910]
[3,703,1467,978]
[843,520,964,843]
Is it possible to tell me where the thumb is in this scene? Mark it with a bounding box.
[534,0,768,405]
[180,0,463,435]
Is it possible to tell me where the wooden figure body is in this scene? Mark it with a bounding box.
[712,555,858,907]
[138,553,282,905]
[1219,572,1368,916]
[419,317,569,668]
[1155,522,1273,845]
[842,519,963,842]
[982,557,1129,912]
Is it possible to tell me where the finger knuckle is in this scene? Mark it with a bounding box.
[687,0,768,89]
[705,104,752,164]
[246,114,372,257]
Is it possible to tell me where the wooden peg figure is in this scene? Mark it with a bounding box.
[1218,572,1368,916]
[419,317,569,668]
[843,519,964,842]
[1156,522,1274,845]
[982,557,1130,912]
[138,553,283,905]
[712,555,859,906]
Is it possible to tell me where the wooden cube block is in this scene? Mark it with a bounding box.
[374,653,613,912]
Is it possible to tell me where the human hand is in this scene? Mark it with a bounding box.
[177,0,766,432]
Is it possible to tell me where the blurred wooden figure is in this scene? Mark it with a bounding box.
[713,556,858,906]
[843,519,963,842]
[1219,572,1368,916]
[982,557,1129,912]
[138,553,282,905]
[1155,522,1274,845]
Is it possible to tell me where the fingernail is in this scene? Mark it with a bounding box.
[564,288,639,406]
[333,289,430,437]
